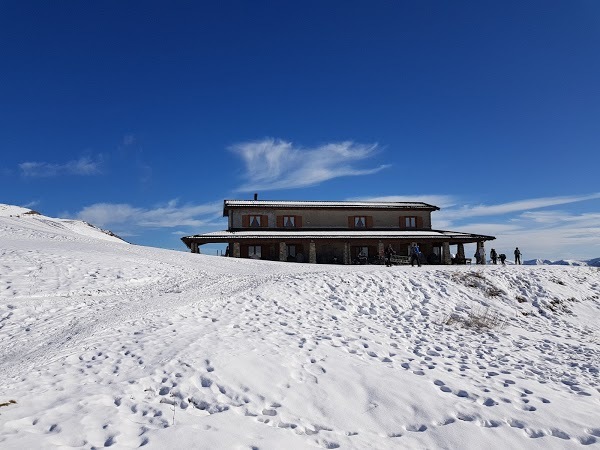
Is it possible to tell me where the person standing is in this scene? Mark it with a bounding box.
[410,244,421,267]
[490,248,498,264]
[514,247,522,265]
[384,244,395,267]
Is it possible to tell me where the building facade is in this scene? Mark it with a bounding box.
[181,199,495,264]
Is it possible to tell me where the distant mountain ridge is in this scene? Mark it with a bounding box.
[524,258,600,267]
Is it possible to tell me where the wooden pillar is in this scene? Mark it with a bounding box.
[309,240,316,264]
[442,242,451,265]
[343,242,350,265]
[233,242,240,258]
[279,242,286,261]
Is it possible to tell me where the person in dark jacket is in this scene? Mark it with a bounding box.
[499,253,506,265]
[514,247,522,265]
[490,248,498,264]
[384,244,395,267]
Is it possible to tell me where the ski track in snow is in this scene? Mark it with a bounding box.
[0,211,599,449]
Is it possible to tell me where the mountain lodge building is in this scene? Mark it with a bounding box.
[181,198,495,265]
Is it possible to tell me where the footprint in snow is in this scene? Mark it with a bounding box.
[550,428,570,440]
[579,436,597,445]
[478,419,501,428]
[524,428,545,438]
[507,419,525,429]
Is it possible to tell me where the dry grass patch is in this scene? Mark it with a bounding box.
[451,271,506,298]
[441,307,508,331]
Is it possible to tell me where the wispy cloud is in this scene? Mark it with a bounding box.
[19,156,103,177]
[231,138,390,191]
[22,200,40,208]
[170,230,190,235]
[75,199,223,229]
[440,193,600,220]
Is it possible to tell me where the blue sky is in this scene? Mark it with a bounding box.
[1,1,599,260]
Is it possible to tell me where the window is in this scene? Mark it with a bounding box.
[358,246,368,257]
[404,216,417,228]
[354,216,366,228]
[249,215,261,227]
[287,244,296,258]
[283,216,295,227]
[249,245,261,259]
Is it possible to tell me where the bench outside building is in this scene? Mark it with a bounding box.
[181,197,495,265]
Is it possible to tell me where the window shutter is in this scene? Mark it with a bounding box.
[261,215,269,227]
[417,216,423,229]
[366,216,373,228]
[241,245,249,258]
[242,215,250,227]
[276,216,283,227]
[296,215,303,228]
[348,216,354,229]
[399,216,406,230]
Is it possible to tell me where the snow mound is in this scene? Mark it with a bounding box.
[0,203,126,244]
[0,204,39,217]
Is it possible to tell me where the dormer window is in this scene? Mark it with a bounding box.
[277,215,302,228]
[349,215,371,229]
[284,216,295,227]
[249,215,261,227]
[404,217,417,228]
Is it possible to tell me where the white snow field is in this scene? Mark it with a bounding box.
[1,206,599,449]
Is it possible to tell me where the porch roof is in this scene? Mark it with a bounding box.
[181,229,495,246]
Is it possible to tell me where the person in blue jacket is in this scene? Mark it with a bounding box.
[410,244,421,267]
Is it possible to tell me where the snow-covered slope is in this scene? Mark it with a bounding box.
[0,203,126,244]
[1,207,599,449]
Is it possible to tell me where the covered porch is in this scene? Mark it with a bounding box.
[181,230,495,265]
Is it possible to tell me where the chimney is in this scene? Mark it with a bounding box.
[254,193,258,201]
